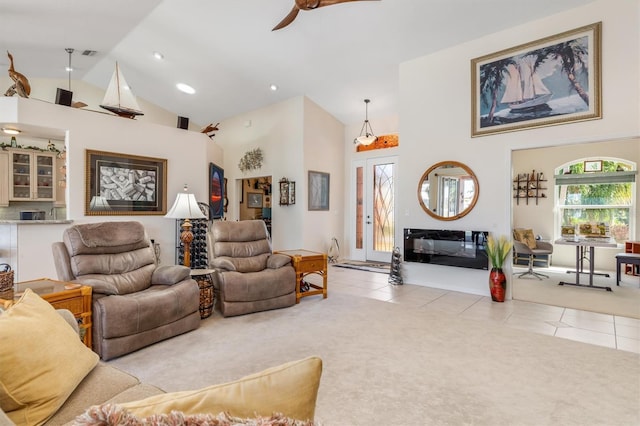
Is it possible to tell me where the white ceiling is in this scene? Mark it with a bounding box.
[0,0,597,127]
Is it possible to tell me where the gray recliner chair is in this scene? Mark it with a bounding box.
[52,221,200,360]
[208,220,296,317]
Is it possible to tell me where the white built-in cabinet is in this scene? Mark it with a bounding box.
[8,149,56,201]
[0,152,8,206]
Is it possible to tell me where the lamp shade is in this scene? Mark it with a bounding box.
[165,192,206,219]
[355,134,377,146]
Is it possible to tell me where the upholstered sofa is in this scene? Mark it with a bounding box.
[0,290,322,425]
[208,220,296,317]
[51,221,201,360]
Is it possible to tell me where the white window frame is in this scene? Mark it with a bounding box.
[554,157,636,245]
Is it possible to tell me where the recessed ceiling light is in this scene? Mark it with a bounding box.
[2,128,21,135]
[153,51,164,60]
[176,83,196,94]
[270,84,278,91]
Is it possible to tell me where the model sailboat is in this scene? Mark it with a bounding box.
[501,55,552,111]
[99,62,144,119]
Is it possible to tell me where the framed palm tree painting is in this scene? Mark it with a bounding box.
[471,22,601,137]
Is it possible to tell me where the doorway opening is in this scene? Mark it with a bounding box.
[510,139,639,318]
[239,176,272,235]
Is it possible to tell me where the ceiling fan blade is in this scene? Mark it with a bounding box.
[316,0,380,8]
[272,6,301,31]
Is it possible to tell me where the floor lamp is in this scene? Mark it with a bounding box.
[165,185,206,267]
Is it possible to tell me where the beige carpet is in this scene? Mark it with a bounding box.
[512,267,640,319]
[109,293,640,425]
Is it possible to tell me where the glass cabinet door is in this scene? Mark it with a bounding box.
[11,152,31,199]
[35,154,54,199]
[9,151,55,201]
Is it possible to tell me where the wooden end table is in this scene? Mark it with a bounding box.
[190,269,215,319]
[4,278,93,349]
[275,249,327,304]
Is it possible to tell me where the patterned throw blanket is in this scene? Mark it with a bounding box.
[75,404,315,426]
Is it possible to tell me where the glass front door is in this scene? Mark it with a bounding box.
[352,156,397,263]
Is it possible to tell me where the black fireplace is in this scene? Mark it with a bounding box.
[404,228,489,270]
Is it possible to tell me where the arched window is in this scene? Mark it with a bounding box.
[555,158,636,244]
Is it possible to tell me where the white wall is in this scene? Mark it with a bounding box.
[1,95,222,281]
[302,97,345,252]
[397,0,639,296]
[215,97,303,251]
[215,96,345,253]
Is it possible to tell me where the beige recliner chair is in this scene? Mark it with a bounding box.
[208,220,296,317]
[52,221,200,360]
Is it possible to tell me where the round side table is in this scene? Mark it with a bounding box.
[190,268,215,319]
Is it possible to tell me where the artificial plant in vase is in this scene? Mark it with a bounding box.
[485,235,512,302]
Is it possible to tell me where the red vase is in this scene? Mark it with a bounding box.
[489,267,506,302]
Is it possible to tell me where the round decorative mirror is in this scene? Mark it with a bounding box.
[417,161,479,221]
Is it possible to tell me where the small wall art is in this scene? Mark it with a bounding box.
[583,160,602,172]
[209,162,224,219]
[308,170,330,211]
[247,192,263,208]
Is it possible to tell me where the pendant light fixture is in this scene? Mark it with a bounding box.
[65,48,74,90]
[354,98,377,146]
[64,48,88,108]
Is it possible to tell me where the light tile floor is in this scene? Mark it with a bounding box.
[309,265,640,354]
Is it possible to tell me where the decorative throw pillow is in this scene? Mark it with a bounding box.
[120,356,322,422]
[514,228,537,249]
[267,254,293,269]
[75,404,315,425]
[0,288,99,426]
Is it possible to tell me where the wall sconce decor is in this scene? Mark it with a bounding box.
[279,178,295,205]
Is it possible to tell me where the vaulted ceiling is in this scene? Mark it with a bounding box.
[1,0,597,127]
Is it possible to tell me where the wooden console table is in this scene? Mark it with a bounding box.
[5,278,93,349]
[275,249,327,304]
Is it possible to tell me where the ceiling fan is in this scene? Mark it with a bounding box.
[273,0,380,31]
